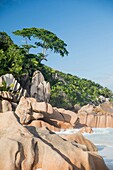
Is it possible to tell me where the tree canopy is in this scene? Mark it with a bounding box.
[0,28,69,77]
[0,32,39,77]
[0,31,113,108]
[13,27,69,62]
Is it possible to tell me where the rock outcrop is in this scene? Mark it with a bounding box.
[0,91,13,100]
[0,99,12,112]
[0,111,108,170]
[55,108,79,127]
[30,70,50,102]
[60,132,97,152]
[78,102,113,128]
[1,74,28,102]
[34,127,107,170]
[78,112,113,128]
[0,91,13,112]
[0,71,51,103]
[79,126,94,134]
[15,96,78,131]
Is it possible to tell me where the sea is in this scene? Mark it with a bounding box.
[56,128,113,170]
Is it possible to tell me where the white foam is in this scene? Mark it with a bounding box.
[83,128,113,170]
[55,128,79,135]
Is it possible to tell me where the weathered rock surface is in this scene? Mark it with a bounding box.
[60,132,97,152]
[79,126,94,134]
[1,99,12,112]
[30,70,50,102]
[0,91,13,112]
[74,104,81,113]
[78,113,113,128]
[78,104,95,114]
[15,97,78,130]
[54,107,79,127]
[97,101,113,113]
[1,74,28,102]
[15,96,52,124]
[28,120,60,132]
[78,102,113,128]
[0,111,108,170]
[29,127,108,170]
[0,111,37,170]
[0,91,13,100]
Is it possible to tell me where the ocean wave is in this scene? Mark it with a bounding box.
[55,128,79,135]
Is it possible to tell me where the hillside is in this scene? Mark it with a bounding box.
[0,31,113,110]
[40,65,113,109]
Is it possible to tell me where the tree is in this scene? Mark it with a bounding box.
[0,32,13,51]
[13,27,69,62]
[0,32,40,77]
[0,45,26,76]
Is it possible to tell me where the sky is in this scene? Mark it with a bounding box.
[0,0,113,90]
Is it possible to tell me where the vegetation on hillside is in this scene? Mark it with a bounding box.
[0,30,113,109]
[0,32,42,77]
[40,65,113,109]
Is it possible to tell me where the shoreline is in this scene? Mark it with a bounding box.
[56,127,113,170]
[97,145,113,170]
[83,128,113,170]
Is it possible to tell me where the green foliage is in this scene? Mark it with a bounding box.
[0,32,13,51]
[40,65,113,109]
[13,27,69,62]
[0,80,7,91]
[0,28,68,78]
[0,44,25,76]
[0,31,113,109]
[6,45,25,75]
[0,80,14,91]
[0,32,41,77]
[21,44,37,54]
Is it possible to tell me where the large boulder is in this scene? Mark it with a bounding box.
[28,120,60,132]
[16,97,78,130]
[0,89,13,113]
[1,74,28,102]
[30,70,50,102]
[0,91,13,100]
[0,111,108,170]
[0,111,37,170]
[60,132,97,152]
[15,96,52,124]
[1,99,12,112]
[78,102,113,128]
[78,113,113,128]
[78,104,95,115]
[33,127,108,170]
[28,119,73,131]
[97,101,113,113]
[55,108,79,127]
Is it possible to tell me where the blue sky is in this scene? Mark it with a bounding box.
[1,0,113,90]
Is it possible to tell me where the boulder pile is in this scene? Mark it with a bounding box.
[0,111,108,170]
[0,71,112,169]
